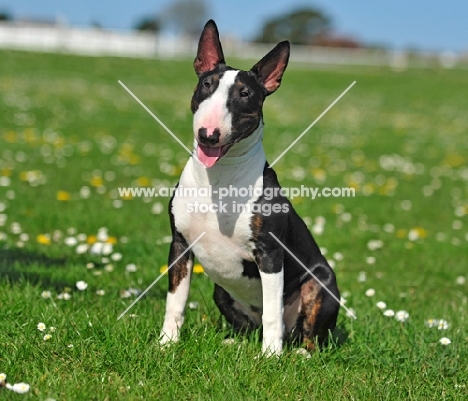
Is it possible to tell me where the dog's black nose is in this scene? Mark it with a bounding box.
[198,127,221,146]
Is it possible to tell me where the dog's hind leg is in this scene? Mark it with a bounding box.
[297,266,340,350]
[213,284,261,334]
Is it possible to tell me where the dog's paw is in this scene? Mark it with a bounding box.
[159,329,179,347]
[260,335,283,357]
[260,342,282,358]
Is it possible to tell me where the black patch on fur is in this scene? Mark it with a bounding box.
[226,71,266,143]
[191,65,236,113]
[213,284,260,333]
[241,259,261,279]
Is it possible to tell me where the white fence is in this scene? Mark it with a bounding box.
[0,22,465,69]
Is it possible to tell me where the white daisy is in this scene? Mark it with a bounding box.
[37,322,46,332]
[104,264,114,272]
[126,263,137,272]
[75,244,88,254]
[365,256,376,265]
[439,337,451,345]
[64,237,78,246]
[376,301,387,310]
[77,233,87,242]
[111,252,122,261]
[90,242,104,255]
[395,310,409,322]
[425,318,438,328]
[333,252,344,261]
[152,202,164,215]
[102,243,113,255]
[438,319,449,330]
[97,227,109,242]
[6,382,30,394]
[383,309,395,317]
[367,239,383,251]
[365,288,376,297]
[76,281,88,291]
[188,302,199,309]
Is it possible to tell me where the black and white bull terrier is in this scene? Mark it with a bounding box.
[160,20,340,355]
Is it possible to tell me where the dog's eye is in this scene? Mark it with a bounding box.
[203,79,211,88]
[240,89,249,98]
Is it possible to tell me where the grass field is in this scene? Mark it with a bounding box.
[0,49,467,400]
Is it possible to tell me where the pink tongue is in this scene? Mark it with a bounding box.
[197,145,223,168]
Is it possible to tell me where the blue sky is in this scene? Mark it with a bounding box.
[1,0,467,52]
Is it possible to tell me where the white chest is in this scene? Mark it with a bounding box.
[171,151,266,304]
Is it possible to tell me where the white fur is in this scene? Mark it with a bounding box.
[193,70,238,140]
[260,270,284,356]
[166,70,287,355]
[160,261,193,344]
[172,138,266,308]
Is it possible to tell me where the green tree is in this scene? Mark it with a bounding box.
[134,16,161,33]
[161,0,207,36]
[255,8,331,45]
[0,11,12,21]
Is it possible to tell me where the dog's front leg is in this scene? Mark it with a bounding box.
[160,229,193,345]
[257,249,284,356]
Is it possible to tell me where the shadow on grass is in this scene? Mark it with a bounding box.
[213,314,349,353]
[0,248,69,290]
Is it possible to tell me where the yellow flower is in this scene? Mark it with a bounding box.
[311,168,326,182]
[395,229,407,239]
[442,154,465,168]
[136,176,151,187]
[56,191,71,201]
[90,176,103,187]
[1,168,12,177]
[193,264,204,274]
[37,234,51,245]
[87,235,97,244]
[106,236,117,244]
[4,130,17,143]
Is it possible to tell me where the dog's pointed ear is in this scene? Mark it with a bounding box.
[251,41,290,96]
[194,20,226,77]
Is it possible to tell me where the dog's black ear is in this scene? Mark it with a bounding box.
[251,41,290,96]
[194,20,226,77]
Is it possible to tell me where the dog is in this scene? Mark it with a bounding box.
[160,20,340,355]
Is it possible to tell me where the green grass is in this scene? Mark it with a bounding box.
[0,49,467,400]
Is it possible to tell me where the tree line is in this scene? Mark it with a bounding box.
[135,0,360,48]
